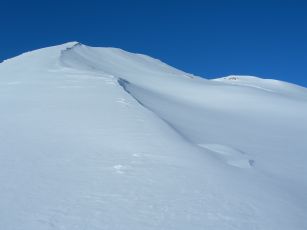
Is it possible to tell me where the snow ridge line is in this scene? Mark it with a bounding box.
[117,78,195,145]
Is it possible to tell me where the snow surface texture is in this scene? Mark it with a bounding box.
[0,42,307,230]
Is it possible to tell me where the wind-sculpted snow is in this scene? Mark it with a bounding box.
[0,42,307,230]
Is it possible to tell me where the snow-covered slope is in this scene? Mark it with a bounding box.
[0,42,306,230]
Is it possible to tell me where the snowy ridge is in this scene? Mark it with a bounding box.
[213,75,307,98]
[0,42,307,230]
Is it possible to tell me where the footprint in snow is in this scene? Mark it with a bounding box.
[104,80,116,85]
[132,153,141,157]
[116,98,130,106]
[113,164,127,174]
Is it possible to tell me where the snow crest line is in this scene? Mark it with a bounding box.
[117,78,193,144]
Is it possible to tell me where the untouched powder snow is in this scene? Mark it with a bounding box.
[0,42,307,230]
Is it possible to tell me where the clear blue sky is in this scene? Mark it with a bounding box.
[1,0,307,86]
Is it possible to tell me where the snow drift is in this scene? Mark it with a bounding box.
[0,42,307,230]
